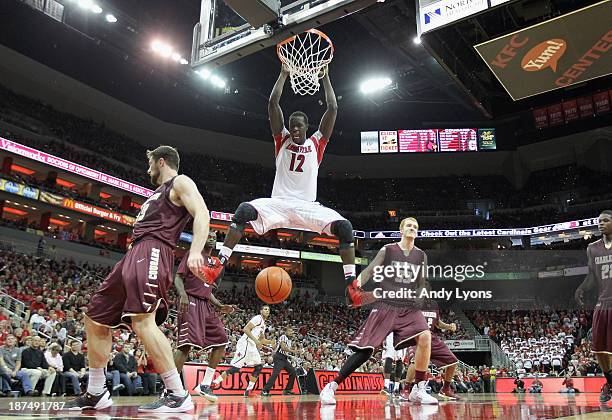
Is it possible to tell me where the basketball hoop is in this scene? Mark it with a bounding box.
[277,29,334,96]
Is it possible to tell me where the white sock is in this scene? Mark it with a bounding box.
[343,264,356,279]
[330,381,338,391]
[219,246,233,262]
[384,378,390,388]
[213,374,224,385]
[87,368,106,395]
[246,380,255,391]
[200,367,216,387]
[160,369,186,397]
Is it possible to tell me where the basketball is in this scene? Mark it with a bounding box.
[255,267,292,304]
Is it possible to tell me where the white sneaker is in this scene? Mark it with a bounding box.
[409,381,439,404]
[320,382,337,405]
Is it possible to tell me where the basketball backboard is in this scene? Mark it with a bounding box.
[191,0,381,70]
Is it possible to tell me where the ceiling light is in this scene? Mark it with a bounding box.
[360,77,392,94]
[179,58,189,65]
[197,68,211,80]
[105,14,117,23]
[210,75,226,88]
[91,4,102,14]
[77,0,93,9]
[413,36,422,45]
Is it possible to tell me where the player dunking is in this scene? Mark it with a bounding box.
[173,231,235,402]
[320,217,438,405]
[216,65,370,307]
[65,146,210,413]
[404,300,460,400]
[211,305,275,396]
[575,210,612,403]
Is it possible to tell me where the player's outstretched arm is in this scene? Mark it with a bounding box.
[357,246,386,287]
[318,68,338,140]
[269,65,289,136]
[575,246,596,306]
[173,175,210,274]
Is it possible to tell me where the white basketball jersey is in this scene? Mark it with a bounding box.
[241,314,266,344]
[271,127,328,202]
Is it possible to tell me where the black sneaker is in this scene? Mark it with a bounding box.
[197,384,218,402]
[138,390,194,413]
[282,390,295,395]
[600,383,611,403]
[261,390,270,397]
[63,390,113,411]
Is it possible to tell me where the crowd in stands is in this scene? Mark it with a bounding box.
[465,309,598,377]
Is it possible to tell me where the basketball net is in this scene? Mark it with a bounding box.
[277,29,334,96]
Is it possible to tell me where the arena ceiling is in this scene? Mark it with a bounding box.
[0,0,610,153]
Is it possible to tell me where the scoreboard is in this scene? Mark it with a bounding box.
[438,128,478,152]
[398,130,438,153]
[361,128,496,154]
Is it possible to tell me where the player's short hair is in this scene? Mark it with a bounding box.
[399,217,419,231]
[261,305,270,310]
[146,145,180,170]
[289,111,309,126]
[601,210,612,217]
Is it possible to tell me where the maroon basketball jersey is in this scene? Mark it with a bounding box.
[589,239,612,302]
[421,308,440,331]
[177,253,221,300]
[377,242,426,307]
[132,177,190,248]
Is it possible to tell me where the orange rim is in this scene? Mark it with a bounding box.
[276,28,334,63]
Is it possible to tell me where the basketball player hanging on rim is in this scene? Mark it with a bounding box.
[65,146,210,413]
[173,231,236,402]
[216,64,371,308]
[575,210,612,404]
[320,217,437,405]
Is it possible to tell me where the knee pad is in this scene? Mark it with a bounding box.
[252,364,263,377]
[226,366,240,375]
[331,219,354,249]
[384,358,394,374]
[231,203,258,231]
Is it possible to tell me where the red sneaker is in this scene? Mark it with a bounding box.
[346,279,377,308]
[438,387,460,401]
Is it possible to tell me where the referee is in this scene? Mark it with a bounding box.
[261,326,297,396]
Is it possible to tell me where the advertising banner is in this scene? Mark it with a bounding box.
[547,103,563,126]
[311,370,384,394]
[379,131,398,153]
[300,251,369,266]
[370,217,598,238]
[39,191,136,226]
[474,1,612,100]
[183,363,300,396]
[360,131,379,154]
[419,0,488,34]
[496,377,605,393]
[0,178,40,200]
[0,137,154,197]
[444,340,475,349]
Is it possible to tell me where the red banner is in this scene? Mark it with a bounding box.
[562,100,579,123]
[183,363,301,396]
[593,91,611,115]
[533,108,549,129]
[547,103,564,126]
[496,376,605,393]
[577,96,594,119]
[313,370,383,394]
